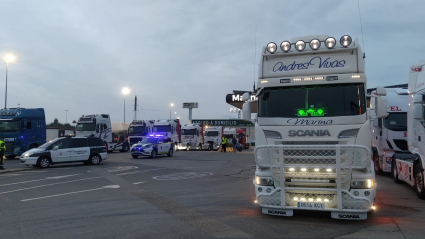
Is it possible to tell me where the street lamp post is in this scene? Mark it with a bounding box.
[170,103,174,120]
[66,110,68,124]
[3,53,16,109]
[122,87,130,123]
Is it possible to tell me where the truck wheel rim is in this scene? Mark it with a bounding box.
[416,172,424,193]
[40,159,49,167]
[91,156,100,164]
[374,156,379,171]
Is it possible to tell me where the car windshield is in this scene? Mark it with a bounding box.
[140,138,160,144]
[128,126,147,135]
[154,125,171,132]
[259,83,366,118]
[76,123,96,131]
[181,129,196,135]
[39,138,62,149]
[0,120,21,132]
[205,131,218,136]
[384,113,407,131]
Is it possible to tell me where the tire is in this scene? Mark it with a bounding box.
[208,144,212,151]
[198,144,202,151]
[414,163,425,199]
[150,150,157,158]
[120,144,129,152]
[392,158,402,184]
[373,152,383,175]
[89,154,101,165]
[167,147,174,157]
[132,155,138,159]
[37,157,50,169]
[6,155,15,160]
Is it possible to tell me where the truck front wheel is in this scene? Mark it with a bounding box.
[373,152,382,175]
[392,159,402,184]
[414,163,425,199]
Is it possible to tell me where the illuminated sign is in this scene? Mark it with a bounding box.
[296,108,325,117]
[230,108,241,113]
[192,119,254,126]
[230,94,257,102]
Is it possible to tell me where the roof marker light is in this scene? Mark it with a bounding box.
[314,76,324,80]
[280,41,291,52]
[293,78,302,82]
[351,75,361,78]
[325,37,336,49]
[295,40,306,51]
[340,35,352,47]
[260,80,268,83]
[303,77,312,81]
[309,39,321,50]
[267,42,277,53]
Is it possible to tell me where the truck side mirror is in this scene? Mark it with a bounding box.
[375,97,387,118]
[414,104,423,120]
[375,87,387,96]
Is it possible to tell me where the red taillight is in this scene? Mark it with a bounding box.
[412,67,422,72]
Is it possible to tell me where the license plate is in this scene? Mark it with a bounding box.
[297,202,325,209]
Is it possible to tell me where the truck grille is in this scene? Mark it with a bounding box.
[393,140,408,151]
[254,145,372,212]
[5,142,14,155]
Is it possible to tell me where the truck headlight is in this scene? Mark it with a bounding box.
[351,179,373,189]
[255,176,274,186]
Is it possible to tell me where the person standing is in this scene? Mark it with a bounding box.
[232,137,237,153]
[0,137,5,170]
[221,136,227,153]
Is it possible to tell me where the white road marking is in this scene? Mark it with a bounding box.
[133,181,147,185]
[153,172,213,180]
[0,174,80,187]
[116,168,166,176]
[0,177,100,195]
[21,185,120,202]
[107,166,138,172]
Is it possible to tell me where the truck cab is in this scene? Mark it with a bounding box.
[153,119,181,148]
[128,120,154,146]
[371,87,408,174]
[0,108,46,159]
[250,35,387,219]
[178,123,203,150]
[204,126,222,151]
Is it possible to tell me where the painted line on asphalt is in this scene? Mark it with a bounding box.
[21,185,120,202]
[116,168,166,176]
[0,174,80,187]
[0,177,101,195]
[133,181,147,185]
[153,172,213,180]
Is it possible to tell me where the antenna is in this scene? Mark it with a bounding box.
[253,23,257,91]
[133,95,138,121]
[357,0,366,56]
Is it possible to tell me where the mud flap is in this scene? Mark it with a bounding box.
[262,208,293,216]
[331,212,367,220]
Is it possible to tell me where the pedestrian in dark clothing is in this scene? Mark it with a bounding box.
[232,137,237,153]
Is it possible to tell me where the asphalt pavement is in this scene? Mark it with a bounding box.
[0,150,424,239]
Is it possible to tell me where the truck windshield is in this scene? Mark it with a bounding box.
[128,126,146,135]
[205,131,218,136]
[0,120,21,132]
[154,125,171,132]
[384,113,407,131]
[181,129,196,135]
[76,123,95,131]
[140,138,159,144]
[258,83,366,118]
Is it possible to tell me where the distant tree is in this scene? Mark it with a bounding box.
[47,118,75,129]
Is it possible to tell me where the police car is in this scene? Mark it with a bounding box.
[20,136,107,168]
[130,134,174,159]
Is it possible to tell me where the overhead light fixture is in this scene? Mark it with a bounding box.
[309,39,321,50]
[340,35,352,47]
[295,40,306,51]
[280,41,291,52]
[267,42,277,53]
[325,37,336,49]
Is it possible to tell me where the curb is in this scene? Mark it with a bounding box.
[0,167,35,174]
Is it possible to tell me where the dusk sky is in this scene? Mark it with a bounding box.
[1,0,423,124]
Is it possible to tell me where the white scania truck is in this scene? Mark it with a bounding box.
[204,126,222,151]
[76,114,130,152]
[392,62,425,199]
[246,35,387,220]
[371,86,408,174]
[153,119,181,148]
[178,123,204,150]
[128,120,155,146]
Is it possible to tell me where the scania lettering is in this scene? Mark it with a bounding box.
[392,62,425,199]
[75,114,130,152]
[128,120,154,145]
[0,108,46,159]
[246,35,387,220]
[370,86,408,174]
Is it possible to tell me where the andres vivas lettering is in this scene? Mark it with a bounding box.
[273,56,346,72]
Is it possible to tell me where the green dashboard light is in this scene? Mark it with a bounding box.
[296,108,325,117]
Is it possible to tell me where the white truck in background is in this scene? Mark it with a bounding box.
[370,86,409,174]
[153,119,181,148]
[128,120,154,146]
[392,62,425,199]
[178,123,204,150]
[245,35,388,219]
[75,114,130,152]
[204,126,223,151]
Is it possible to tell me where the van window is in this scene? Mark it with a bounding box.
[51,138,70,149]
[88,138,104,147]
[72,138,88,148]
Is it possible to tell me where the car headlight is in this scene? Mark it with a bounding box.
[255,176,274,186]
[21,152,30,159]
[351,179,373,189]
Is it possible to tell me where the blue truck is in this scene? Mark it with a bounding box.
[0,108,46,159]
